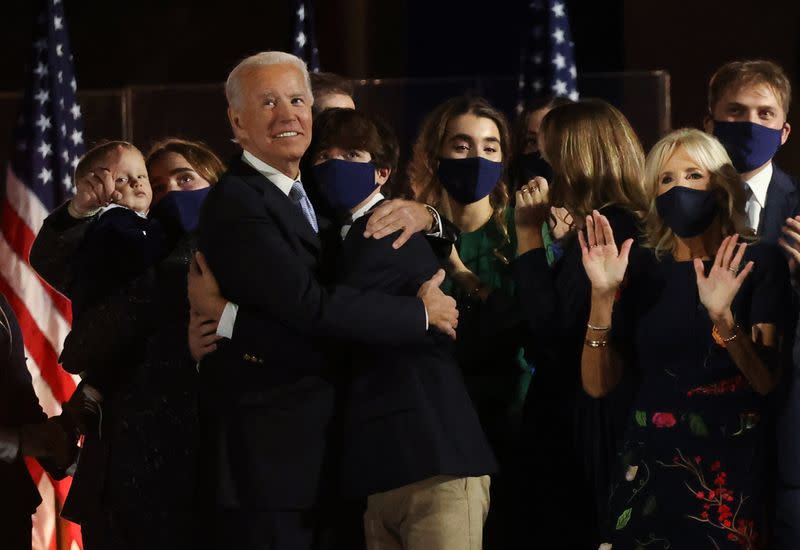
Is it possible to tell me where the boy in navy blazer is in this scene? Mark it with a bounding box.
[309,108,495,550]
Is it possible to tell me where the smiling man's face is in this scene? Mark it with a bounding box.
[228,63,313,178]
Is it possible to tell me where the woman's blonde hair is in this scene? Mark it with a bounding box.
[408,96,512,253]
[539,99,649,223]
[644,128,752,257]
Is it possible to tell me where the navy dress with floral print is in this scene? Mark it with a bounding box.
[600,243,790,550]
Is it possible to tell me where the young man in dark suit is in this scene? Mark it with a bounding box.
[704,60,800,549]
[189,52,459,550]
[308,108,495,549]
[704,59,800,243]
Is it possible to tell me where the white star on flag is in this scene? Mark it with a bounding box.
[297,4,305,21]
[70,104,81,119]
[552,28,565,44]
[552,80,568,95]
[54,16,63,30]
[62,150,69,162]
[296,32,306,48]
[570,65,577,78]
[35,114,52,132]
[552,2,565,17]
[34,62,48,78]
[569,90,579,101]
[63,175,72,189]
[553,53,566,69]
[38,167,53,184]
[533,79,543,92]
[58,70,63,83]
[34,89,50,105]
[72,155,81,169]
[70,129,83,146]
[71,77,77,92]
[37,142,52,158]
[56,44,63,57]
[60,124,66,136]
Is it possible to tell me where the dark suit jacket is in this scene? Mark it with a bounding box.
[759,164,800,244]
[196,155,427,510]
[337,212,496,498]
[0,293,47,519]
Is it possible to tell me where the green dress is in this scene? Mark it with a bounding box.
[442,208,552,454]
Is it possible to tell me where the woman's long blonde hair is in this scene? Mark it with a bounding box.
[408,96,512,251]
[539,99,649,223]
[644,128,752,257]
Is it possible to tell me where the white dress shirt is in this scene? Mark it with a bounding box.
[744,162,773,233]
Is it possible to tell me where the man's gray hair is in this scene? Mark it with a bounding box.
[225,51,313,109]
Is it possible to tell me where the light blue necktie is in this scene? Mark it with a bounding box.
[289,180,319,233]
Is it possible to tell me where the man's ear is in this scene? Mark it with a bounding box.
[376,167,391,186]
[703,115,714,134]
[781,121,791,145]
[228,107,246,142]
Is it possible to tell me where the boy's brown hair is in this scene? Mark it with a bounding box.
[708,60,792,116]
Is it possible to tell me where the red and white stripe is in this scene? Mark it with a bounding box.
[2,165,82,550]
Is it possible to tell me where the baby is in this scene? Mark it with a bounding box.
[60,142,165,410]
[68,141,165,318]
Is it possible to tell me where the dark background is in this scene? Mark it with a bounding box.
[1,0,798,173]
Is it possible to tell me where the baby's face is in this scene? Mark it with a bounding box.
[99,148,152,213]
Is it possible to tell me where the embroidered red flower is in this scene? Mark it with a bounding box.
[711,460,721,471]
[651,412,677,428]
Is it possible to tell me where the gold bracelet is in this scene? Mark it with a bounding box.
[712,324,739,347]
[585,339,609,348]
[587,323,611,331]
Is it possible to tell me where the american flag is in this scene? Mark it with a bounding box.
[517,0,579,112]
[0,0,84,548]
[292,0,321,72]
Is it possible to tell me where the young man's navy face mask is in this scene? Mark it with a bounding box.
[712,120,783,173]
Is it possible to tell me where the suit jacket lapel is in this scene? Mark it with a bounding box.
[761,165,798,241]
[228,156,321,252]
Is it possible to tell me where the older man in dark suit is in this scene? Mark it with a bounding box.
[190,51,458,550]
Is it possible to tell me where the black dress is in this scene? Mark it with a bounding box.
[59,226,199,550]
[512,204,643,548]
[599,243,789,549]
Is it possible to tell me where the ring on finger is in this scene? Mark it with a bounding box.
[727,265,739,274]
